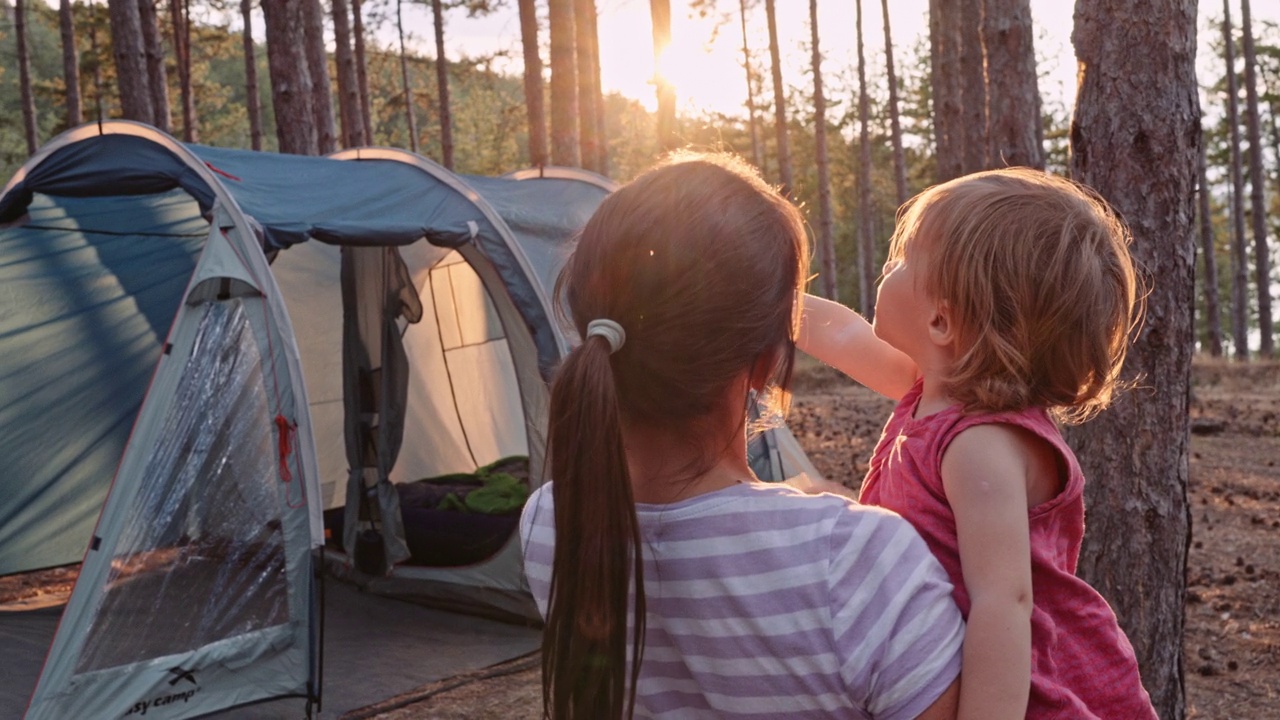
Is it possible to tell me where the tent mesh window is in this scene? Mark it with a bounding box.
[74,300,290,673]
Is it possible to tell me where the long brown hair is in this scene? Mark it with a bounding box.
[542,152,809,719]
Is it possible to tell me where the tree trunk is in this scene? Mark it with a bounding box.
[880,0,907,206]
[1240,0,1272,357]
[548,0,580,166]
[138,0,171,132]
[170,0,197,141]
[90,17,105,121]
[739,0,762,172]
[109,0,154,123]
[518,0,547,166]
[431,0,454,169]
[262,0,318,154]
[1069,2,1196,717]
[809,0,836,302]
[958,0,986,172]
[929,0,963,181]
[59,0,83,129]
[15,0,38,154]
[575,0,603,172]
[352,0,373,144]
[395,0,419,153]
[332,0,364,148]
[856,0,874,316]
[650,0,677,151]
[304,0,336,154]
[242,0,264,150]
[1198,121,1224,358]
[765,0,792,196]
[983,0,1042,168]
[1223,1,1250,359]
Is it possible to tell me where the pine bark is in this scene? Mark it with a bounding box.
[518,0,547,166]
[1069,1,1196,716]
[856,0,873,315]
[109,0,154,123]
[880,0,907,206]
[765,0,792,196]
[1223,1,1250,359]
[574,0,603,172]
[332,0,365,148]
[650,0,677,151]
[352,0,373,144]
[431,0,454,168]
[138,0,171,132]
[304,0,336,154]
[1240,0,1272,357]
[548,0,580,166]
[983,0,1042,168]
[170,0,197,141]
[262,0,318,154]
[810,0,836,302]
[929,0,963,181]
[16,0,38,153]
[958,0,986,172]
[739,0,762,172]
[59,0,84,128]
[1199,121,1224,357]
[242,0,264,150]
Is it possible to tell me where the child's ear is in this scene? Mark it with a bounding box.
[928,302,956,349]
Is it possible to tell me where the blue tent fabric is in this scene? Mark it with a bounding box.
[190,146,492,250]
[0,134,218,222]
[0,190,207,574]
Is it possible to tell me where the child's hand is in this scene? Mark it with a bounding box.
[785,473,859,501]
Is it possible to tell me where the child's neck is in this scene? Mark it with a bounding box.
[912,364,958,420]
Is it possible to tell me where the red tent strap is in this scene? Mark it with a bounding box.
[275,414,305,508]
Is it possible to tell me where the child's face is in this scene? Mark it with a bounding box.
[872,236,937,360]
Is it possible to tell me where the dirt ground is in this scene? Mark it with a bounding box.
[362,358,1280,720]
[3,359,1275,719]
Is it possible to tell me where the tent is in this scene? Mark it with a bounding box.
[0,121,823,719]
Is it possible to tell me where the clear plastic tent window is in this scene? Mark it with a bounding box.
[74,300,290,674]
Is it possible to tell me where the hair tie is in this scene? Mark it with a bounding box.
[586,319,626,354]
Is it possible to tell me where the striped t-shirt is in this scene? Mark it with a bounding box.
[519,481,964,719]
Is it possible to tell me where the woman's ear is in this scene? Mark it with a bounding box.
[748,346,782,392]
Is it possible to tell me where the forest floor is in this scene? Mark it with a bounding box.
[359,357,1280,720]
[3,359,1275,719]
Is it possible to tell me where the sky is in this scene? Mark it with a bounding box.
[385,0,1280,119]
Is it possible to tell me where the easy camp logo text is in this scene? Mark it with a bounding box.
[122,667,201,717]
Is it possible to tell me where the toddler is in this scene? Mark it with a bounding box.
[800,168,1157,719]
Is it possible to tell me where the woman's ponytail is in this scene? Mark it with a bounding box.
[539,152,808,718]
[542,333,646,719]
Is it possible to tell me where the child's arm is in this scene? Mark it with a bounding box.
[941,425,1035,720]
[798,293,918,399]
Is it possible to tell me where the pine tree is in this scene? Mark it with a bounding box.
[548,0,579,166]
[764,0,791,195]
[1224,0,1250,359]
[809,0,836,301]
[1069,1,1198,715]
[59,0,83,129]
[430,0,453,168]
[1241,0,1273,356]
[517,0,547,166]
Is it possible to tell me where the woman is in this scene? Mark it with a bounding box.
[520,152,963,719]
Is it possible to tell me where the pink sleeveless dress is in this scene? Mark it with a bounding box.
[860,380,1157,719]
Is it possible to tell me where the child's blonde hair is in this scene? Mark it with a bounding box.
[887,167,1143,423]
